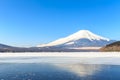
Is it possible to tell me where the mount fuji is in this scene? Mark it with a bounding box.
[38,30,115,49]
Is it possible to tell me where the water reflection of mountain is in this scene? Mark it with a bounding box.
[1,63,120,80]
[55,64,103,77]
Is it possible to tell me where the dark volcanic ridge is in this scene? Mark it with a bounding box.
[100,41,120,52]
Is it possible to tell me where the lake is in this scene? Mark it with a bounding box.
[0,63,120,80]
[0,52,120,80]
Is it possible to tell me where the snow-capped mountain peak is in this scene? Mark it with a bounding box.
[38,30,110,47]
[68,30,110,41]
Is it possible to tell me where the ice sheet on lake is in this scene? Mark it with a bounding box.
[0,52,120,65]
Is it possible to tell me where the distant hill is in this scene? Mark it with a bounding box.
[0,43,100,52]
[100,41,120,51]
[0,43,14,52]
[0,43,13,48]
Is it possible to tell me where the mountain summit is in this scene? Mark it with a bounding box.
[38,30,114,48]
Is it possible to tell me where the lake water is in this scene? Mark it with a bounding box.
[0,63,120,80]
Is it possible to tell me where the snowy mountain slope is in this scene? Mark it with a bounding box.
[38,30,115,48]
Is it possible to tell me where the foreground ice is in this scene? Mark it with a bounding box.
[0,52,120,65]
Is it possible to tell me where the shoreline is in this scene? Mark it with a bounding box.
[0,52,120,57]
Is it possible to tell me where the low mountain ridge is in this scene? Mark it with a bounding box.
[101,41,120,51]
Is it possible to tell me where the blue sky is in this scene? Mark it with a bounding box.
[0,0,120,47]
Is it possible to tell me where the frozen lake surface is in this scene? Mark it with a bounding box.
[0,52,120,65]
[0,63,120,80]
[0,52,120,80]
